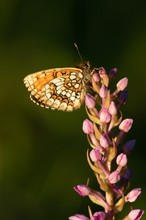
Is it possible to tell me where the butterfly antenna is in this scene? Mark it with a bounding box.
[74,43,84,63]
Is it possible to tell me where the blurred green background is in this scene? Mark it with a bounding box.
[0,0,146,219]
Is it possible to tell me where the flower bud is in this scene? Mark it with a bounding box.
[108,68,118,78]
[99,67,107,78]
[128,209,144,220]
[90,149,101,162]
[122,139,136,155]
[69,214,89,220]
[99,108,111,123]
[98,67,109,86]
[125,188,141,202]
[109,101,117,115]
[116,153,127,167]
[85,93,96,109]
[118,90,128,104]
[92,71,100,82]
[92,211,106,220]
[116,77,128,91]
[73,185,91,197]
[99,84,107,98]
[119,118,133,133]
[108,171,120,184]
[82,119,94,134]
[100,134,109,148]
[122,168,132,181]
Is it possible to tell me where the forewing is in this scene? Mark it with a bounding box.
[24,68,85,111]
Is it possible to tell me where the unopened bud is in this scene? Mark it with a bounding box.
[108,171,120,184]
[116,153,127,167]
[82,119,94,134]
[69,214,90,220]
[118,90,128,104]
[99,67,109,86]
[99,108,111,123]
[92,211,106,220]
[116,77,128,91]
[100,134,109,148]
[99,67,107,78]
[85,94,96,109]
[90,149,101,162]
[128,209,144,220]
[122,139,136,155]
[99,84,108,98]
[122,168,132,181]
[125,188,141,202]
[109,101,117,115]
[119,118,133,133]
[73,185,91,197]
[108,68,118,78]
[92,71,100,82]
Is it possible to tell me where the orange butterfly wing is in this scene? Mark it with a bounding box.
[24,68,86,111]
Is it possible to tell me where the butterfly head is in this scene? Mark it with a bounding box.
[77,61,91,83]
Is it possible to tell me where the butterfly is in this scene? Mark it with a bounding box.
[23,62,92,111]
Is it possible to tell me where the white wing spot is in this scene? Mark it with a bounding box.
[56,81,64,86]
[70,75,76,80]
[52,78,63,84]
[73,99,80,107]
[70,96,75,101]
[31,89,37,95]
[66,92,71,97]
[52,99,60,108]
[57,89,62,94]
[72,92,76,96]
[68,83,71,87]
[46,92,51,99]
[62,91,66,96]
[67,105,73,111]
[74,84,79,88]
[48,98,54,103]
[59,102,67,110]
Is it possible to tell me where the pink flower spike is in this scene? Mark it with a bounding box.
[92,211,106,220]
[69,214,90,220]
[90,149,101,162]
[99,108,111,123]
[100,134,109,148]
[128,209,144,220]
[116,77,128,91]
[108,171,120,184]
[99,84,107,98]
[125,188,141,202]
[119,118,133,133]
[85,93,96,109]
[116,153,127,167]
[73,185,91,197]
[109,101,117,115]
[82,119,94,134]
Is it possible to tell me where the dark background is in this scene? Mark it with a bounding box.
[0,0,146,219]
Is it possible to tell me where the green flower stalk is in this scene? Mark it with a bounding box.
[69,67,144,220]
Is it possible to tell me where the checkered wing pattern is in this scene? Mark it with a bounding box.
[24,68,86,111]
